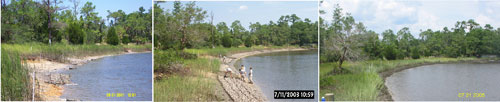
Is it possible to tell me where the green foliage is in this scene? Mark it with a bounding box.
[321,4,500,64]
[244,35,256,47]
[1,48,33,101]
[1,0,151,45]
[320,73,381,101]
[154,50,184,73]
[122,35,131,44]
[106,27,120,45]
[184,45,296,56]
[67,22,86,44]
[154,57,221,101]
[154,2,317,50]
[2,43,151,62]
[221,34,233,48]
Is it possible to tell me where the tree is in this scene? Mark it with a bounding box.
[107,27,119,45]
[41,0,65,45]
[382,29,398,60]
[323,4,364,69]
[396,27,415,58]
[67,22,85,44]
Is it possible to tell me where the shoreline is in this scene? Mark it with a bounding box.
[378,58,500,101]
[26,51,151,101]
[216,47,311,101]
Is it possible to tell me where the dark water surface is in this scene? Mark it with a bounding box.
[386,63,500,101]
[61,53,152,101]
[235,50,318,101]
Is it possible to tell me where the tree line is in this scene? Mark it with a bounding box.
[320,4,500,66]
[1,0,151,45]
[154,1,318,50]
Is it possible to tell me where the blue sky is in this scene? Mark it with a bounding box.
[157,1,318,30]
[320,0,500,38]
[60,0,152,25]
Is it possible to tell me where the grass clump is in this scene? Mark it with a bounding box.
[154,57,221,101]
[320,73,382,101]
[1,48,33,101]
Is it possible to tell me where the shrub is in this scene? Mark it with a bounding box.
[67,22,85,44]
[106,27,120,45]
[222,34,232,48]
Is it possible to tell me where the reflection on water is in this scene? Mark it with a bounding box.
[61,53,152,101]
[386,64,500,101]
[235,50,318,101]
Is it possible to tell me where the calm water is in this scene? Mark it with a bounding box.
[234,50,318,101]
[61,53,152,101]
[386,64,500,101]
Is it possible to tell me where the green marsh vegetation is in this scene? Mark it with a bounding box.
[1,48,33,101]
[1,0,151,100]
[153,1,317,101]
[320,3,500,101]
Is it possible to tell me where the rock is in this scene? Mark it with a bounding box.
[69,66,76,70]
[49,74,71,85]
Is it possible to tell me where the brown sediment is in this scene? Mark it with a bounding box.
[25,51,151,101]
[215,48,311,101]
[36,82,63,101]
[377,58,500,101]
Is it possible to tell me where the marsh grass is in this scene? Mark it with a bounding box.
[2,43,151,62]
[154,58,221,101]
[320,57,479,101]
[320,73,381,101]
[1,48,33,101]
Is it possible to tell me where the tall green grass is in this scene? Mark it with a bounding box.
[319,57,479,101]
[1,48,33,101]
[154,58,221,101]
[2,43,151,62]
[320,73,382,101]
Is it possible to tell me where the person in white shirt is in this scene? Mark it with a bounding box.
[224,67,232,78]
[248,67,253,84]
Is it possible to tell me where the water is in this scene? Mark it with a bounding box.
[234,50,318,101]
[61,53,152,101]
[386,64,500,101]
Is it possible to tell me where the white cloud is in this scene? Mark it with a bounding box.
[476,15,495,25]
[239,5,248,10]
[320,0,500,37]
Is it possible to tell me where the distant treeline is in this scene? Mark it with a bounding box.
[154,1,318,50]
[1,0,151,45]
[320,4,500,63]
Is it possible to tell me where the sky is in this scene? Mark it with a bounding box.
[320,0,500,38]
[60,0,152,25]
[157,1,318,30]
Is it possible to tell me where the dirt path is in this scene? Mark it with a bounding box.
[215,48,310,101]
